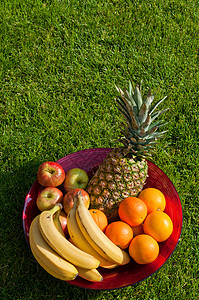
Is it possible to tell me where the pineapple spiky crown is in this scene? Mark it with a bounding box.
[116,80,169,159]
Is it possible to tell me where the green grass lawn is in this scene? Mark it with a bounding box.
[1,0,198,299]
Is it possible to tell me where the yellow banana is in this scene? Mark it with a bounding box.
[67,194,118,269]
[53,208,65,237]
[76,267,103,282]
[29,215,78,281]
[39,204,100,269]
[75,192,131,265]
[31,244,77,281]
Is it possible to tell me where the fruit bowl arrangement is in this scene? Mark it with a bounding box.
[23,148,183,290]
[23,82,183,290]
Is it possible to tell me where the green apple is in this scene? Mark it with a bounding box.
[64,168,89,192]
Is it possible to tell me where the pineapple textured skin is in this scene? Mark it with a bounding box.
[87,148,148,221]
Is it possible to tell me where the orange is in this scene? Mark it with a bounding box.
[143,211,173,242]
[131,223,144,237]
[105,221,133,249]
[129,234,159,264]
[118,197,147,226]
[89,209,108,232]
[138,188,166,214]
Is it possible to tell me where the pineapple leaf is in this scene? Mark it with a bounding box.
[127,126,141,139]
[134,84,143,110]
[123,88,136,106]
[140,114,151,130]
[150,108,169,122]
[139,127,166,139]
[148,121,169,131]
[117,100,140,131]
[138,103,149,124]
[146,126,158,136]
[142,139,159,145]
[139,140,158,146]
[115,85,123,96]
[128,107,140,129]
[143,89,155,107]
[147,119,163,129]
[137,144,156,152]
[129,80,133,96]
[123,88,138,115]
[156,122,169,129]
[116,87,140,128]
[116,98,133,124]
[149,96,168,115]
[138,80,143,91]
[118,97,140,129]
[146,130,168,140]
[116,80,168,159]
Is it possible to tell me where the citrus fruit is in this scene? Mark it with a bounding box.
[131,223,144,237]
[105,221,133,249]
[143,211,173,242]
[89,209,108,232]
[129,234,159,264]
[118,197,147,226]
[138,188,166,214]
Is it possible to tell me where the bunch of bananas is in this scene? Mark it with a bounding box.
[29,192,130,282]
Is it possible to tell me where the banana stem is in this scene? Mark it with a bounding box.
[53,209,65,237]
[76,191,84,206]
[49,203,63,216]
[73,195,78,209]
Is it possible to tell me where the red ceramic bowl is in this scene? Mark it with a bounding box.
[23,148,183,290]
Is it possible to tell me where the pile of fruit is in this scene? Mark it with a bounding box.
[29,161,173,283]
[28,81,173,283]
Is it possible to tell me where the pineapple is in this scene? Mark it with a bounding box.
[86,80,168,222]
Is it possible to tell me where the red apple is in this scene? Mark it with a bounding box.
[63,188,90,214]
[64,168,89,192]
[36,187,64,211]
[37,161,65,187]
[59,211,69,237]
